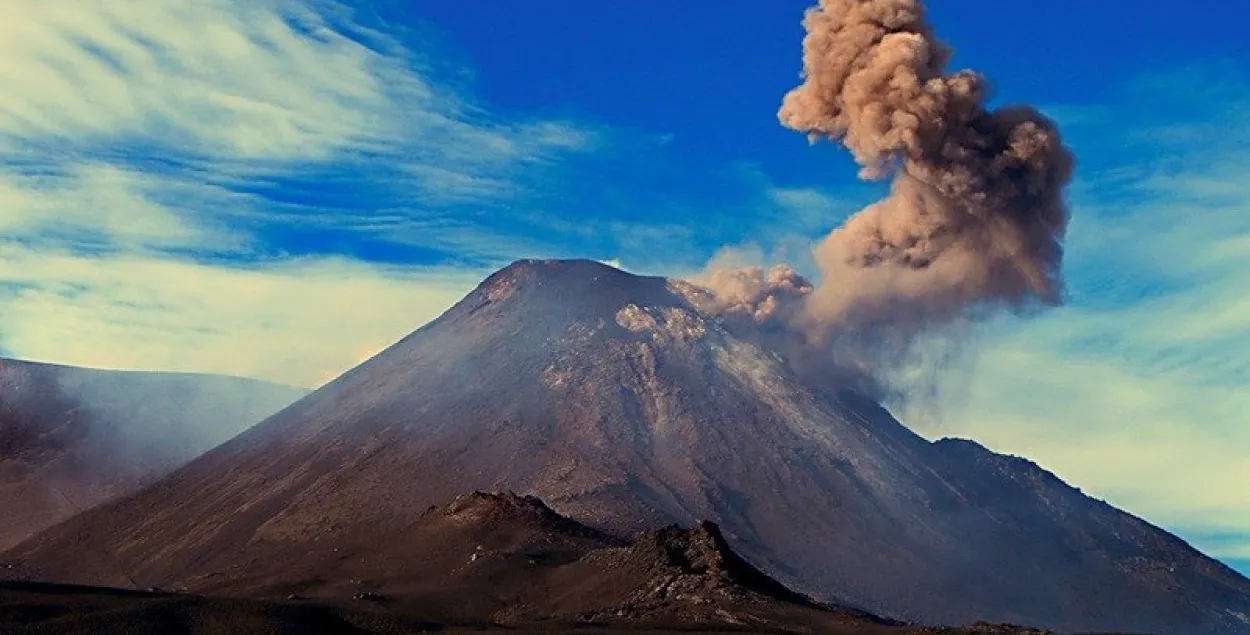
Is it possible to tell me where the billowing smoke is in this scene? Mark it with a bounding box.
[783,0,1074,332]
[687,263,888,397]
[694,0,1074,401]
[693,263,813,326]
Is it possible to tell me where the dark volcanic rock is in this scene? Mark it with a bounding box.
[5,259,1249,635]
[623,520,808,604]
[0,494,1051,635]
[543,519,846,627]
[0,358,304,551]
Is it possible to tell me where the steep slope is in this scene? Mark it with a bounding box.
[5,259,1249,635]
[0,358,304,550]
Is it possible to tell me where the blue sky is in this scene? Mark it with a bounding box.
[0,1,1247,576]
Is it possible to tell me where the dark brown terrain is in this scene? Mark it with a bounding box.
[0,357,304,550]
[3,260,1248,635]
[0,492,1054,635]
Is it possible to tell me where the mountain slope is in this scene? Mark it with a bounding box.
[5,259,1249,635]
[0,358,304,550]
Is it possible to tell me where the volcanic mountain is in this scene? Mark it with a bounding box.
[5,259,1249,635]
[0,358,304,550]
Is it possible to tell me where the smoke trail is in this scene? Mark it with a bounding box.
[779,0,1074,338]
[691,0,1073,403]
[693,263,814,327]
[685,263,889,397]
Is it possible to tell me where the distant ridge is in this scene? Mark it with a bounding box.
[0,357,305,550]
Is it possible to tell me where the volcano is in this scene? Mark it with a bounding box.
[5,259,1249,635]
[0,358,304,550]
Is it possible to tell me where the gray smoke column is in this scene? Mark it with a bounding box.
[778,0,1075,339]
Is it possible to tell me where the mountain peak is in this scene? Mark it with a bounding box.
[459,258,674,320]
[498,257,627,277]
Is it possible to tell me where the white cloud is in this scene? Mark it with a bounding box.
[0,243,481,389]
[0,0,588,388]
[0,164,243,251]
[0,155,488,391]
[0,0,597,201]
[0,0,407,159]
[929,328,1250,529]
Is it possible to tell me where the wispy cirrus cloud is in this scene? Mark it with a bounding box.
[0,163,245,251]
[4,0,779,388]
[0,242,482,389]
[0,0,402,159]
[0,0,601,242]
[0,0,597,386]
[0,0,601,162]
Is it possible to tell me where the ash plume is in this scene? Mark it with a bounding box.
[779,0,1074,336]
[685,263,888,397]
[692,263,814,327]
[692,0,1073,400]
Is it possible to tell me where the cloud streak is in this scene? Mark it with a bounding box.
[0,243,480,388]
[0,0,590,386]
[0,0,401,159]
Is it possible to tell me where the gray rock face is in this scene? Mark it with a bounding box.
[6,259,1249,635]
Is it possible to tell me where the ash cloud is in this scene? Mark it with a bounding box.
[782,0,1074,332]
[693,0,1074,401]
[693,262,814,327]
[686,262,887,397]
